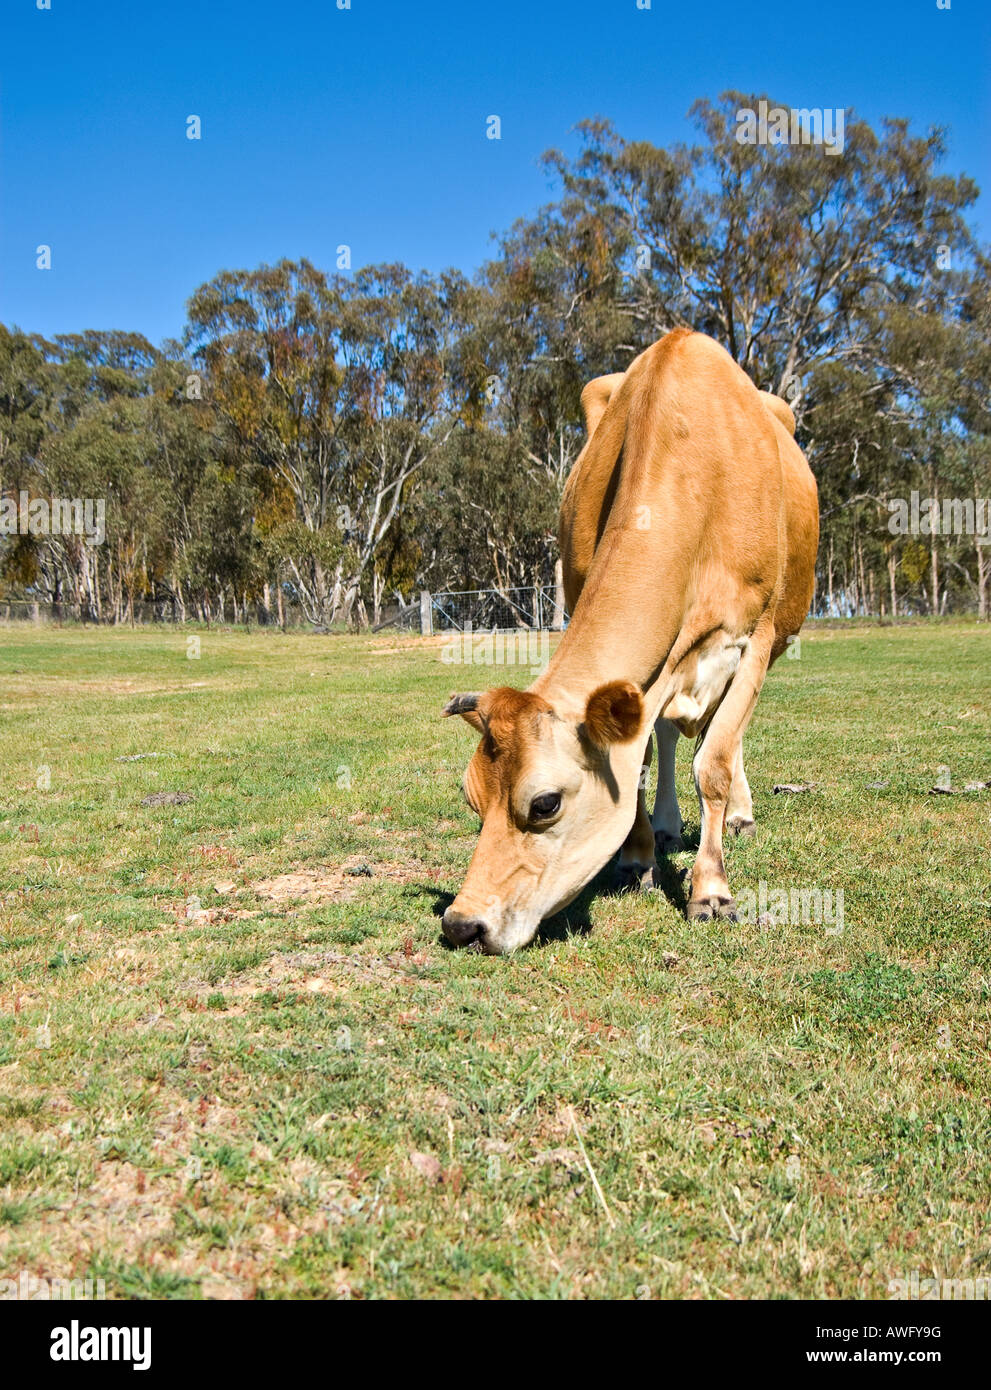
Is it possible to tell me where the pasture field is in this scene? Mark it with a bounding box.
[0,621,989,1301]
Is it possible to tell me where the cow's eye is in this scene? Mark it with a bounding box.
[529,792,562,821]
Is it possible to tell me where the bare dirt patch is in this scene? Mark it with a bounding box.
[195,944,439,1004]
[253,858,429,905]
[254,867,353,904]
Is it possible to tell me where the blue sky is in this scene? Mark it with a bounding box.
[1,0,988,347]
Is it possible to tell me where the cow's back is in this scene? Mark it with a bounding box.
[560,332,818,649]
[559,370,632,611]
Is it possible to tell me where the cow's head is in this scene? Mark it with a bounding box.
[441,681,645,954]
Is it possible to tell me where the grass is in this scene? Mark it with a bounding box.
[0,619,989,1300]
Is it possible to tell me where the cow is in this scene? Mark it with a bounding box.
[441,328,819,954]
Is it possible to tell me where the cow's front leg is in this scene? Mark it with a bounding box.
[725,740,755,839]
[616,732,656,891]
[688,621,773,921]
[652,716,683,854]
[689,738,737,919]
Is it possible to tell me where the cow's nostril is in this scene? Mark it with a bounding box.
[443,909,487,948]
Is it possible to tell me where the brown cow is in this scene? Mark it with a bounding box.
[442,329,819,954]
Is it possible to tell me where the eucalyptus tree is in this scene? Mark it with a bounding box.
[543,96,979,414]
[185,258,347,623]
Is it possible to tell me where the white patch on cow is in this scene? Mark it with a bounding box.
[661,635,749,735]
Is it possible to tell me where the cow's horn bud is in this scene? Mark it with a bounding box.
[442,692,482,717]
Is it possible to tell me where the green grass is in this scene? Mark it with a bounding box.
[0,620,989,1300]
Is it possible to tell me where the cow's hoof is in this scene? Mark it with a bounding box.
[616,863,656,893]
[687,896,738,922]
[726,817,756,840]
[654,829,684,856]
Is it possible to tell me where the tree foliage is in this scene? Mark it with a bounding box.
[2,96,988,625]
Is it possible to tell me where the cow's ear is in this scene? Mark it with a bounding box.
[442,692,486,733]
[582,681,643,748]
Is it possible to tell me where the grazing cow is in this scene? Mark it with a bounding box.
[442,328,819,954]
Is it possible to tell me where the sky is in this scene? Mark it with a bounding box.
[1,0,988,347]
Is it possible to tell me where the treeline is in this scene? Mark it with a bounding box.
[1,93,989,626]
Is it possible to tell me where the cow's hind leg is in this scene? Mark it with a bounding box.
[617,732,656,891]
[652,716,683,854]
[688,622,774,921]
[725,741,755,839]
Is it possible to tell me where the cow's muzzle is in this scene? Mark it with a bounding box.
[442,907,488,951]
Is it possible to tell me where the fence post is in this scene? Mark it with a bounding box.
[551,560,566,631]
[420,590,433,637]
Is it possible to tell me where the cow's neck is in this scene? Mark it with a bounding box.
[530,527,689,724]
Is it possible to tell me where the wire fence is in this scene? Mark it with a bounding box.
[373,586,567,634]
[0,597,314,627]
[428,586,566,633]
[0,586,569,633]
[1,590,964,632]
